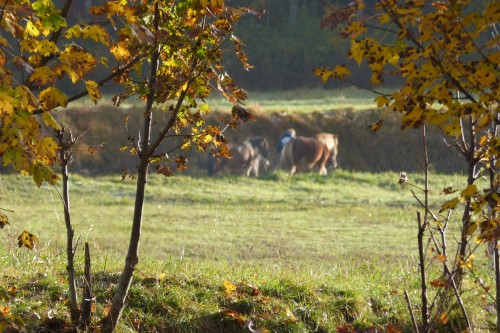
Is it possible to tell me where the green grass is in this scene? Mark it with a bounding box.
[206,88,380,113]
[0,170,465,262]
[76,88,378,115]
[0,171,496,332]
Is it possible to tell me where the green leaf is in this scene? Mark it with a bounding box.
[32,161,58,187]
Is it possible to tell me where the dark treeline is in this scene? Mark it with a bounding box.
[226,0,351,91]
[225,0,390,91]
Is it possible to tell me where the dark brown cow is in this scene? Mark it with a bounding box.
[209,137,270,177]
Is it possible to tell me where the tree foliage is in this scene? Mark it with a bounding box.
[0,0,255,331]
[318,0,500,330]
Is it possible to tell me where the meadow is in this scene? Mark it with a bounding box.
[0,169,496,332]
[0,89,495,332]
[1,170,464,263]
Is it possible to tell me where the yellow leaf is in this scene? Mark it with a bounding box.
[439,197,459,213]
[461,184,478,199]
[59,46,98,80]
[0,91,18,114]
[224,280,237,297]
[85,80,101,104]
[476,113,494,128]
[401,107,424,129]
[0,213,9,228]
[110,42,131,62]
[32,162,58,187]
[285,308,298,322]
[349,40,364,65]
[41,112,61,131]
[221,309,246,324]
[36,137,59,162]
[0,35,8,47]
[33,40,58,57]
[367,119,383,132]
[371,72,382,84]
[441,122,462,136]
[64,25,82,39]
[465,222,478,236]
[388,52,399,66]
[333,65,351,79]
[28,66,57,86]
[374,95,390,108]
[24,20,40,38]
[378,13,391,24]
[82,25,110,46]
[17,230,39,250]
[39,87,68,111]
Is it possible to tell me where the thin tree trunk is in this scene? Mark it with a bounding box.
[457,117,477,284]
[56,130,79,322]
[420,124,430,331]
[417,211,429,332]
[102,4,160,331]
[103,157,150,332]
[495,240,500,333]
[489,116,500,333]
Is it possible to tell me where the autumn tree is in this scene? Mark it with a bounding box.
[0,0,254,331]
[318,0,500,331]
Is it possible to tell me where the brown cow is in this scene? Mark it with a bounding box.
[281,136,330,175]
[314,132,339,170]
[279,132,339,175]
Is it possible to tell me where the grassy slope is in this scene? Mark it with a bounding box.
[0,171,495,332]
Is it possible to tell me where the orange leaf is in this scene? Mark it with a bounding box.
[430,279,448,288]
[221,309,246,324]
[439,311,449,324]
[0,305,11,316]
[434,254,446,263]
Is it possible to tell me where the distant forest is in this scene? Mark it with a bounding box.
[225,0,386,91]
[65,1,378,93]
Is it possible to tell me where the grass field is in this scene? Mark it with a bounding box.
[0,170,496,332]
[0,170,466,263]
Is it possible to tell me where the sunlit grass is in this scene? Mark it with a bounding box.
[67,87,380,115]
[206,88,380,113]
[0,170,469,263]
[0,170,496,331]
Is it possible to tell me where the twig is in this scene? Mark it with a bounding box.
[404,290,420,333]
